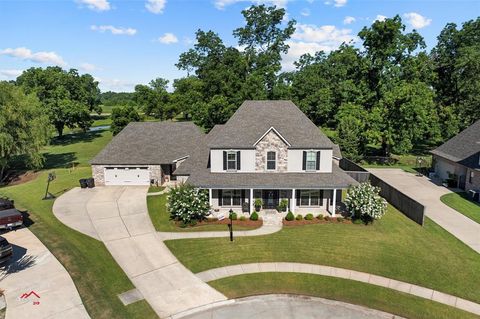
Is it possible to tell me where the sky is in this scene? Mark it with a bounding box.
[0,0,479,92]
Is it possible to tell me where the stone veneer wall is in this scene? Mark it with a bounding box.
[91,164,162,186]
[92,165,105,186]
[255,130,288,172]
[466,168,480,192]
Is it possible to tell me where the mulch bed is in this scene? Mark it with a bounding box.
[283,217,351,226]
[175,218,263,228]
[4,170,40,186]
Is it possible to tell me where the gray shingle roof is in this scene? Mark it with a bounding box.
[208,100,336,149]
[431,120,480,169]
[90,121,205,165]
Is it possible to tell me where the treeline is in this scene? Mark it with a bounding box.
[100,91,136,107]
[132,6,479,160]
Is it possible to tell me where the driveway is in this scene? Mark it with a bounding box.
[53,186,226,318]
[0,228,90,319]
[368,169,480,253]
[180,294,403,319]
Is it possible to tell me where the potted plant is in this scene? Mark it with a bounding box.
[278,199,288,212]
[254,198,263,212]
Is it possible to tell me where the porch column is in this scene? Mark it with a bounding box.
[332,188,337,217]
[208,188,212,210]
[291,188,295,213]
[250,188,254,214]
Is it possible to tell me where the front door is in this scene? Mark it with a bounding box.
[262,190,279,209]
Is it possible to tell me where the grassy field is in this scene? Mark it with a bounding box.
[165,204,480,304]
[361,154,432,174]
[147,194,261,232]
[441,192,480,224]
[210,273,477,319]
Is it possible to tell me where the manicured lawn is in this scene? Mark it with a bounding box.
[148,186,166,193]
[362,154,432,174]
[210,273,477,319]
[441,192,480,224]
[165,205,480,304]
[0,168,157,319]
[147,194,261,232]
[91,114,112,127]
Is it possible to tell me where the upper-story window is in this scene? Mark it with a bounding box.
[306,151,317,171]
[227,151,237,170]
[267,151,276,170]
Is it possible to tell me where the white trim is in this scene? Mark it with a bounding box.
[253,126,291,147]
[266,150,277,171]
[172,155,189,163]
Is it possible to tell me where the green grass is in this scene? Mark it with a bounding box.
[362,154,432,174]
[441,192,480,224]
[148,186,166,193]
[0,168,157,319]
[165,205,480,304]
[91,114,112,127]
[147,194,260,232]
[210,273,477,319]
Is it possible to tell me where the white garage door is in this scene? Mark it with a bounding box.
[104,167,150,186]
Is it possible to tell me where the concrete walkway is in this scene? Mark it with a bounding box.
[195,262,480,316]
[177,294,403,319]
[368,169,480,253]
[0,228,90,319]
[53,186,226,319]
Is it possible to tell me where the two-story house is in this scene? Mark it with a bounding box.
[91,100,357,216]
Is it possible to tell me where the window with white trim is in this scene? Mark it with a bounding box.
[222,190,242,206]
[267,151,276,170]
[297,190,323,206]
[227,151,237,170]
[470,171,475,184]
[306,151,317,171]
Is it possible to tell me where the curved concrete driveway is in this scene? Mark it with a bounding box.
[368,169,480,253]
[53,186,226,318]
[178,294,403,319]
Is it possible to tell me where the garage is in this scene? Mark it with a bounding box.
[104,167,150,186]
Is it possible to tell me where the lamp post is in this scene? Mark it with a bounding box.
[42,172,56,200]
[228,208,234,242]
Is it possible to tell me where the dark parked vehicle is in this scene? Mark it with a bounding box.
[0,236,13,264]
[0,198,14,211]
[0,208,23,230]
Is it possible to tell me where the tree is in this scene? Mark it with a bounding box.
[0,82,50,181]
[170,76,204,120]
[16,67,100,137]
[100,91,136,107]
[191,95,236,131]
[344,182,387,224]
[336,103,367,161]
[168,183,210,226]
[110,106,142,135]
[134,78,173,120]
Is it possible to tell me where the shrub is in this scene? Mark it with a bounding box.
[296,214,303,221]
[344,182,387,224]
[337,217,344,223]
[285,211,295,221]
[278,199,288,212]
[305,213,314,220]
[239,216,246,221]
[316,214,324,220]
[324,216,331,222]
[250,211,259,221]
[230,212,238,220]
[168,183,210,225]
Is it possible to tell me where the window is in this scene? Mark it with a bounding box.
[221,190,242,206]
[297,190,323,206]
[267,151,276,170]
[306,151,317,171]
[470,171,475,184]
[227,151,237,170]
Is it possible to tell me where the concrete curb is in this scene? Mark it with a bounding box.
[195,262,480,316]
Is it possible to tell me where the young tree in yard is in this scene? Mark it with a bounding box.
[110,106,142,135]
[16,67,100,137]
[345,182,387,224]
[336,103,367,161]
[168,183,210,226]
[0,82,50,181]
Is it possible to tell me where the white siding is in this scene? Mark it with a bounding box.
[210,149,255,172]
[287,149,333,173]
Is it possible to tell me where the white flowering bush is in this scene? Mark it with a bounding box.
[168,183,210,225]
[344,182,387,224]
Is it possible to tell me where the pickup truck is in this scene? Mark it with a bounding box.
[0,236,13,264]
[0,198,22,230]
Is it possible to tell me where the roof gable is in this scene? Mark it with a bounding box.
[253,127,291,147]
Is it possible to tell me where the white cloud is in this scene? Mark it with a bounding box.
[157,33,178,44]
[0,47,66,66]
[79,63,98,72]
[403,12,432,29]
[214,0,288,10]
[375,15,387,22]
[282,23,357,70]
[325,0,347,7]
[300,8,310,16]
[0,69,23,79]
[91,25,137,36]
[145,0,166,14]
[77,0,111,11]
[343,16,355,24]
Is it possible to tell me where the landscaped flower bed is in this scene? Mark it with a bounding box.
[175,217,263,229]
[283,216,349,226]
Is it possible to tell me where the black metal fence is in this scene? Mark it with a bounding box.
[340,158,425,226]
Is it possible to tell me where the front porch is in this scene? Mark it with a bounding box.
[206,188,343,217]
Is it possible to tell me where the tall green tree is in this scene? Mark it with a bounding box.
[0,82,50,181]
[16,67,100,137]
[134,78,174,120]
[110,105,142,135]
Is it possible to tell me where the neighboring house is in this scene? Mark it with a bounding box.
[90,121,204,186]
[91,100,357,216]
[431,119,480,191]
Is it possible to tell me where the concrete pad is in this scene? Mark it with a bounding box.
[349,270,371,284]
[432,290,458,307]
[316,265,334,277]
[118,288,144,306]
[225,265,244,277]
[388,279,412,294]
[258,263,276,273]
[275,262,294,272]
[121,213,155,236]
[409,284,434,299]
[331,267,351,280]
[196,271,217,282]
[240,263,260,274]
[368,275,390,287]
[93,217,130,242]
[455,298,480,315]
[86,201,119,220]
[212,267,229,280]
